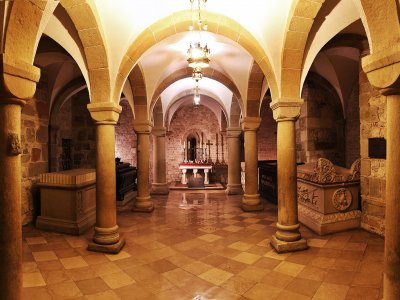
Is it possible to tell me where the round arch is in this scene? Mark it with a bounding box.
[150,67,244,113]
[280,0,325,99]
[115,10,278,105]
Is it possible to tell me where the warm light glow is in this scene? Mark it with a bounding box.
[193,85,201,106]
[193,93,201,106]
[192,67,203,82]
[187,42,210,68]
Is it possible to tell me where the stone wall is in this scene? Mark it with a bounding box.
[298,75,345,166]
[70,91,96,169]
[359,69,386,236]
[257,97,277,161]
[51,90,96,170]
[21,72,50,225]
[116,100,136,166]
[166,104,226,183]
[345,84,360,168]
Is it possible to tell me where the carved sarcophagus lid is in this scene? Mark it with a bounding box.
[297,158,360,184]
[297,158,361,235]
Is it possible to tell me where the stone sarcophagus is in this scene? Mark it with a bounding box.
[297,158,361,235]
[36,169,96,235]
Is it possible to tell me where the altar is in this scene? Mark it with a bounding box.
[179,163,212,184]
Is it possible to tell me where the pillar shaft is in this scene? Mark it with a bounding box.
[271,119,307,253]
[95,123,117,228]
[244,129,258,195]
[87,103,124,254]
[241,117,262,211]
[133,124,154,212]
[384,94,400,300]
[151,128,169,195]
[0,99,24,300]
[226,128,243,195]
[137,132,150,198]
[277,120,298,226]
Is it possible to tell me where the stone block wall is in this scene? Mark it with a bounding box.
[345,84,360,168]
[359,69,386,236]
[257,98,277,160]
[51,90,96,170]
[166,105,226,183]
[70,91,96,169]
[297,75,345,166]
[21,72,50,224]
[115,100,136,166]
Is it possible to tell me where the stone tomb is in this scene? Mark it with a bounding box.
[36,169,96,235]
[297,158,361,235]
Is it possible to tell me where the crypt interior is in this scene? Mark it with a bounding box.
[0,0,399,299]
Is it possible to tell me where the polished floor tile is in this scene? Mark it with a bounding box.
[22,190,384,299]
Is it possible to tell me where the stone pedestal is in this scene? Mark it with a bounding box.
[297,158,361,235]
[36,169,96,235]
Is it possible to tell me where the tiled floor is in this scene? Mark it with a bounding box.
[22,191,384,299]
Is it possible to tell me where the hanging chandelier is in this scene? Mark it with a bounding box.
[187,0,210,69]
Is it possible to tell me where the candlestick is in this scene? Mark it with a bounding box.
[215,133,219,164]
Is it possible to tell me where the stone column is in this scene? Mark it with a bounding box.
[0,57,39,300]
[151,127,169,194]
[133,122,154,212]
[362,47,400,299]
[384,90,400,299]
[225,127,243,195]
[0,98,25,300]
[87,103,125,254]
[241,117,262,211]
[270,100,307,253]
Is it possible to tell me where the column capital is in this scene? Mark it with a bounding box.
[133,121,153,134]
[270,98,303,122]
[362,43,400,92]
[226,127,242,138]
[0,54,40,100]
[87,102,122,124]
[241,117,261,131]
[151,126,167,137]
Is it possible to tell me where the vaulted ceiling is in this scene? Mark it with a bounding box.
[34,0,369,127]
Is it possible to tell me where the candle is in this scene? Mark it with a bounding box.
[188,141,191,149]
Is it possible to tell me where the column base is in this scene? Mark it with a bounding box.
[241,193,263,211]
[133,196,154,212]
[87,237,125,254]
[225,184,243,195]
[150,183,169,195]
[270,235,308,253]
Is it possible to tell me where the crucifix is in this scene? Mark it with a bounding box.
[206,139,213,164]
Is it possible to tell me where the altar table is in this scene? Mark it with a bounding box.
[179,163,212,184]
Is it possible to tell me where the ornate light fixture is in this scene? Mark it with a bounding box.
[187,0,210,69]
[192,66,203,82]
[193,85,201,107]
